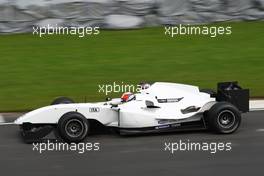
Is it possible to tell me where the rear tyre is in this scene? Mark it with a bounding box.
[51,97,74,105]
[57,112,89,143]
[207,102,241,134]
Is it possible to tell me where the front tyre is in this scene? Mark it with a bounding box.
[207,102,241,134]
[51,97,74,105]
[57,112,89,143]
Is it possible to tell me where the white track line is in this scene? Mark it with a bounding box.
[250,100,264,111]
[251,108,264,111]
[0,122,15,125]
[0,115,15,125]
[0,115,5,123]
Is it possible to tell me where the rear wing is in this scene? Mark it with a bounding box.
[216,82,249,113]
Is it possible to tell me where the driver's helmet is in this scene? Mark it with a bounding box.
[139,82,151,90]
[121,92,135,102]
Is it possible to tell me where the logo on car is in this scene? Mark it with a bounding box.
[89,107,100,113]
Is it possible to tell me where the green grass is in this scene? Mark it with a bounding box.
[0,21,263,111]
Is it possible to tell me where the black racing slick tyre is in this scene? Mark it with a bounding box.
[57,112,89,143]
[51,97,74,105]
[207,102,241,134]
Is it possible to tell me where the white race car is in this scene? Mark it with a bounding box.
[15,82,249,143]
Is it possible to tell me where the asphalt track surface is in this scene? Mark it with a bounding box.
[0,111,264,176]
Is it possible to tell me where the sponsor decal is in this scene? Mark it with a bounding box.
[158,119,178,124]
[89,107,100,113]
[157,97,183,103]
[155,125,170,129]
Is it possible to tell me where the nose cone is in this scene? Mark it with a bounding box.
[14,114,26,125]
[13,105,50,125]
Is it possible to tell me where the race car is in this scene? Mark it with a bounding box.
[14,81,249,143]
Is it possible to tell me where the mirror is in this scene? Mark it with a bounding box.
[106,97,112,101]
[110,98,122,106]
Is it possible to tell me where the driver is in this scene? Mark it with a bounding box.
[121,92,135,102]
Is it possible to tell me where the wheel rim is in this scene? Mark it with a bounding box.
[65,119,84,138]
[217,110,236,128]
